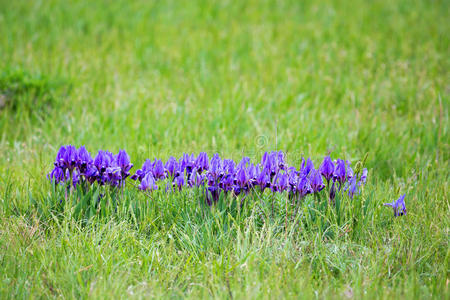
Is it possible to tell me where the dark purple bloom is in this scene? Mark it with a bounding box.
[63,145,77,172]
[219,174,234,193]
[174,174,185,191]
[84,165,98,184]
[261,152,277,177]
[247,163,257,187]
[94,150,116,185]
[131,159,152,181]
[180,153,195,176]
[287,167,298,191]
[237,157,251,169]
[223,159,236,176]
[139,173,158,191]
[320,156,334,182]
[94,150,112,174]
[346,176,358,199]
[236,166,248,188]
[195,152,209,173]
[333,159,346,184]
[54,146,67,168]
[76,146,93,173]
[305,158,314,176]
[105,165,122,187]
[165,157,179,177]
[273,172,288,192]
[116,149,133,180]
[152,159,165,180]
[209,153,223,179]
[277,151,287,171]
[384,194,407,217]
[48,166,66,184]
[360,168,368,185]
[346,160,354,180]
[310,169,325,193]
[188,168,205,187]
[296,175,313,197]
[256,168,270,192]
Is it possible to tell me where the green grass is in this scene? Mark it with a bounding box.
[0,0,448,298]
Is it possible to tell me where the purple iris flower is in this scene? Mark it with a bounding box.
[180,153,196,177]
[105,153,121,186]
[277,151,287,171]
[223,159,236,176]
[247,163,257,187]
[54,146,67,168]
[188,168,205,187]
[256,168,270,192]
[360,168,368,185]
[116,149,133,180]
[320,156,334,182]
[152,159,165,180]
[131,159,152,181]
[63,145,78,172]
[76,146,93,173]
[237,157,251,169]
[94,150,111,174]
[287,167,298,192]
[236,166,248,188]
[219,174,234,193]
[333,159,346,184]
[261,152,278,177]
[273,172,288,192]
[195,152,209,173]
[384,194,407,217]
[48,166,66,184]
[84,165,98,184]
[296,175,313,198]
[164,157,179,177]
[310,169,325,193]
[346,176,358,199]
[139,173,158,191]
[209,153,223,180]
[94,150,117,185]
[346,160,354,180]
[174,174,185,191]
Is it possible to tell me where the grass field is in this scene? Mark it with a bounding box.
[0,0,449,298]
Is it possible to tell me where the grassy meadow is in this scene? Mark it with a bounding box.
[0,0,449,298]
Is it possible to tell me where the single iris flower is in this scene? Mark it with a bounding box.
[116,149,133,180]
[319,156,334,183]
[359,168,368,185]
[384,194,407,217]
[296,175,312,198]
[63,145,78,172]
[310,169,325,193]
[139,173,158,191]
[333,159,346,184]
[346,176,358,199]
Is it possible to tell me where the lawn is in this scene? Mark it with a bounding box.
[0,0,448,298]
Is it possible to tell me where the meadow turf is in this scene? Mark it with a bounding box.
[0,0,449,298]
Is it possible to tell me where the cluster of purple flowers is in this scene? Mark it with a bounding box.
[48,145,133,188]
[47,145,408,217]
[131,151,368,205]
